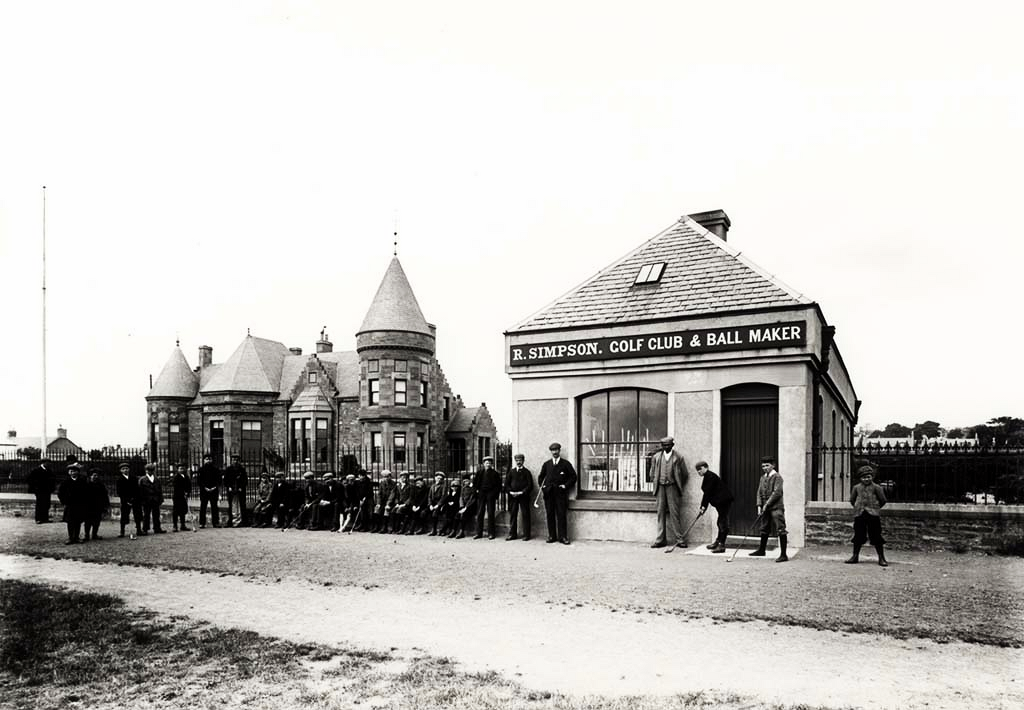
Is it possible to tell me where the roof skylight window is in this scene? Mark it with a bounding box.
[634,262,666,285]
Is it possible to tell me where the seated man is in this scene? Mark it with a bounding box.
[317,472,341,531]
[268,471,292,528]
[441,477,461,537]
[296,471,321,530]
[404,475,429,535]
[427,472,447,536]
[388,472,413,534]
[374,470,397,533]
[251,472,274,528]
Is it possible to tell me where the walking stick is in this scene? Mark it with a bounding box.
[346,500,365,535]
[664,509,704,553]
[533,486,543,509]
[726,512,764,563]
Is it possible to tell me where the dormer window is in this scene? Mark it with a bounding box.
[634,262,666,285]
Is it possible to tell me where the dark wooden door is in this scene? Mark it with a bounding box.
[720,384,778,533]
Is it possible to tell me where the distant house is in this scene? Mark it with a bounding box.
[3,427,85,458]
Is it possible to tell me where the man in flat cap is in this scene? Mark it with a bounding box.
[57,462,88,544]
[373,470,397,533]
[538,443,577,544]
[268,470,292,528]
[751,455,788,562]
[115,461,143,538]
[650,436,688,550]
[697,461,733,553]
[474,456,502,539]
[296,471,320,530]
[427,472,447,536]
[139,462,166,534]
[318,472,341,532]
[504,453,533,541]
[83,467,111,541]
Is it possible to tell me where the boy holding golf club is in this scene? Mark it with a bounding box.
[751,455,788,562]
[696,461,733,553]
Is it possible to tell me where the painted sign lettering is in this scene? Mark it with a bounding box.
[509,321,807,366]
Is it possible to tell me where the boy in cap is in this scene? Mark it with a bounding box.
[751,456,788,562]
[474,456,502,539]
[252,471,274,528]
[441,477,461,537]
[139,462,166,534]
[453,473,477,539]
[57,462,88,544]
[538,443,577,545]
[649,436,688,550]
[83,467,111,541]
[697,461,734,553]
[115,462,143,538]
[171,464,192,531]
[374,470,397,532]
[427,472,447,535]
[504,453,533,541]
[847,464,889,566]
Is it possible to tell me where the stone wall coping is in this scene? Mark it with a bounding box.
[807,500,1024,520]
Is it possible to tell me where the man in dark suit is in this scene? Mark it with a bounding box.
[197,453,222,528]
[27,458,56,524]
[696,461,734,553]
[453,474,476,539]
[268,471,292,528]
[649,436,688,549]
[115,462,143,538]
[538,443,577,545]
[427,472,447,536]
[373,470,397,532]
[504,453,533,541]
[223,454,248,527]
[318,472,341,531]
[138,462,166,534]
[474,456,502,539]
[171,464,192,532]
[57,462,88,544]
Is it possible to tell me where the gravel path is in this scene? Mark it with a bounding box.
[3,519,1023,708]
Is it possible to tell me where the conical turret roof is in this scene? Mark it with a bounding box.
[357,257,432,336]
[148,346,199,399]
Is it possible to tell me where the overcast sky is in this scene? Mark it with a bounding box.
[1,1,1022,449]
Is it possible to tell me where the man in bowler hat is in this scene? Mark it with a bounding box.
[538,443,576,544]
[504,453,533,541]
[474,456,502,539]
[58,462,88,544]
[27,457,56,523]
[649,436,688,550]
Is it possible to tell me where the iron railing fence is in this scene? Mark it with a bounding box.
[811,443,1024,505]
[1,443,515,511]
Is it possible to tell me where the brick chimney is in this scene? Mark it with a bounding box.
[198,345,213,369]
[688,209,731,241]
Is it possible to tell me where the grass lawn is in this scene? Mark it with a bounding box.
[0,578,851,710]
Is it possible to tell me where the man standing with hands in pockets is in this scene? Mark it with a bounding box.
[649,436,688,550]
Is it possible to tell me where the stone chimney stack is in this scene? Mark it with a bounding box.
[198,345,213,369]
[6,429,15,439]
[688,209,731,241]
[57,426,67,439]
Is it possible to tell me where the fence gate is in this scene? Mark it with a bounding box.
[720,383,779,533]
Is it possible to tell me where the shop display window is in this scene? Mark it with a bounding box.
[578,388,667,495]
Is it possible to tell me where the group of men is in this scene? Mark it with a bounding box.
[30,439,887,565]
[247,442,578,545]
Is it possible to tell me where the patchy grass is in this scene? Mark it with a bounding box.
[0,579,854,710]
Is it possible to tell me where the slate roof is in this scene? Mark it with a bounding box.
[315,351,360,398]
[509,214,810,332]
[446,407,479,433]
[201,336,290,393]
[357,257,432,336]
[148,347,199,399]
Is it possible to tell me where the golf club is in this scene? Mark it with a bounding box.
[665,508,704,553]
[726,512,764,562]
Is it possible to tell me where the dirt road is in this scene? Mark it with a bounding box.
[3,549,1021,709]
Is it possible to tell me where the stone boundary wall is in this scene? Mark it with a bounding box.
[806,501,1024,553]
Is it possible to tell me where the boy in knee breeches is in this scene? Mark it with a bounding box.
[750,456,788,562]
[846,464,889,567]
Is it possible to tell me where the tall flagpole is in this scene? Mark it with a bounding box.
[41,186,47,456]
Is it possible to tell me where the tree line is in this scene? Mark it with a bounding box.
[868,416,1024,447]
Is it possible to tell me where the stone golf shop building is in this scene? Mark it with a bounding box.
[505,210,857,547]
